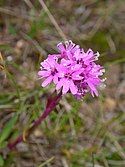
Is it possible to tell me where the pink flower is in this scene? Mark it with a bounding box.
[38,56,58,87]
[56,63,83,94]
[38,41,105,99]
[57,40,80,60]
[82,62,105,97]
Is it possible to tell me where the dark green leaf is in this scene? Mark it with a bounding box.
[0,114,18,146]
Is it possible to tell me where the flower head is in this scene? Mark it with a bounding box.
[38,41,105,99]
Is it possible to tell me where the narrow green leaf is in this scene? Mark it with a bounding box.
[0,155,4,166]
[0,114,18,145]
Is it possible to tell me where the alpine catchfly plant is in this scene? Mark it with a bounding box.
[38,40,105,98]
[8,41,105,150]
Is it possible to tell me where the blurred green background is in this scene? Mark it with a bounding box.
[0,0,125,166]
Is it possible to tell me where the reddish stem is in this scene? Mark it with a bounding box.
[8,91,62,150]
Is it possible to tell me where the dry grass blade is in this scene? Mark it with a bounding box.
[108,133,125,159]
[106,35,116,53]
[108,160,125,166]
[0,52,6,78]
[20,32,46,55]
[38,0,67,41]
[38,157,54,167]
[0,7,35,20]
[23,0,35,9]
[61,157,69,167]
[0,52,4,70]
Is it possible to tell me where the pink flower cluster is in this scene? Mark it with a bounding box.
[38,41,105,99]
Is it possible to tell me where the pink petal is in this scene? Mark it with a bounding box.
[62,79,70,94]
[61,59,71,66]
[84,49,94,60]
[74,49,80,60]
[66,41,74,50]
[87,79,98,96]
[86,49,93,56]
[56,79,64,90]
[53,75,58,84]
[91,89,98,97]
[70,80,78,94]
[48,54,60,59]
[67,51,73,60]
[56,64,67,76]
[38,71,51,77]
[41,60,49,67]
[57,42,65,52]
[94,89,98,96]
[87,80,95,91]
[72,73,83,80]
[72,70,83,80]
[71,45,80,52]
[47,57,56,68]
[42,76,53,87]
[75,64,82,69]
